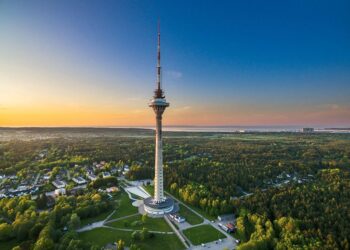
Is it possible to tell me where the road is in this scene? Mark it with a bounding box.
[34,173,41,185]
[164,214,190,248]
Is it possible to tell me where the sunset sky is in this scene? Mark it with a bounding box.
[1,0,349,127]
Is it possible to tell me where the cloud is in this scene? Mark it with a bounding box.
[165,70,183,79]
[173,106,191,112]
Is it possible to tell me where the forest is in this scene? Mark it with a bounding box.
[0,128,349,249]
[233,168,350,250]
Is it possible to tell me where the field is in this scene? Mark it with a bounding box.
[78,227,185,250]
[183,224,226,245]
[109,191,138,219]
[107,214,173,232]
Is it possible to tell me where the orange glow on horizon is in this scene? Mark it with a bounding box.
[1,103,349,127]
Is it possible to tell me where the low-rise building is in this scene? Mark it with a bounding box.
[106,186,119,193]
[302,127,314,133]
[102,172,111,178]
[72,177,87,185]
[87,173,97,181]
[55,188,66,196]
[52,180,66,189]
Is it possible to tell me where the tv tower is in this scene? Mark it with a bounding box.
[144,22,174,215]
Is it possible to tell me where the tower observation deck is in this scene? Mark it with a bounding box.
[143,23,174,215]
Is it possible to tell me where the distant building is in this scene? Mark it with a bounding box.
[55,188,66,196]
[52,180,66,189]
[72,177,87,185]
[43,174,51,180]
[302,128,314,133]
[106,186,119,193]
[87,173,97,181]
[102,172,111,178]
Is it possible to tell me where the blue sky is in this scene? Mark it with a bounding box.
[0,0,349,126]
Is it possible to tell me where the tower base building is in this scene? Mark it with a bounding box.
[143,197,174,215]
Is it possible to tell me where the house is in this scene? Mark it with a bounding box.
[106,186,119,193]
[43,174,50,180]
[122,166,130,175]
[102,172,111,178]
[87,173,97,181]
[52,180,66,189]
[226,223,235,233]
[55,188,66,196]
[72,177,87,185]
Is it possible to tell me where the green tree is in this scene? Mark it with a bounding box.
[68,213,81,230]
[117,239,125,250]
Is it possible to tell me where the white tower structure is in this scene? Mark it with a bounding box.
[143,23,174,215]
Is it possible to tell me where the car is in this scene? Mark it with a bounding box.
[219,239,222,242]
[235,239,240,244]
[201,243,206,247]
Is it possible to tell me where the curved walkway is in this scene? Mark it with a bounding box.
[103,225,174,234]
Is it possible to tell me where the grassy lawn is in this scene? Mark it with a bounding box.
[183,224,226,245]
[143,184,154,196]
[80,208,114,226]
[109,191,138,219]
[107,214,173,232]
[0,239,19,250]
[78,227,184,250]
[178,204,204,225]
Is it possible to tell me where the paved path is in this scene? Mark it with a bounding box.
[105,213,139,224]
[103,225,174,234]
[77,212,140,232]
[164,214,191,248]
[77,221,105,232]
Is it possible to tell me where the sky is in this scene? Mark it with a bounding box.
[0,0,349,127]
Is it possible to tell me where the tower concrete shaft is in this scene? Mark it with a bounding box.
[154,107,165,202]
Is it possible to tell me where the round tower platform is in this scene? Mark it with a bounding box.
[143,197,174,215]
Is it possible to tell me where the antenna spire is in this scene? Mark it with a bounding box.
[154,20,164,98]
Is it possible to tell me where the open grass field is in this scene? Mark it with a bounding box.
[183,224,226,245]
[110,191,138,219]
[107,214,173,232]
[78,227,185,250]
[178,204,204,225]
